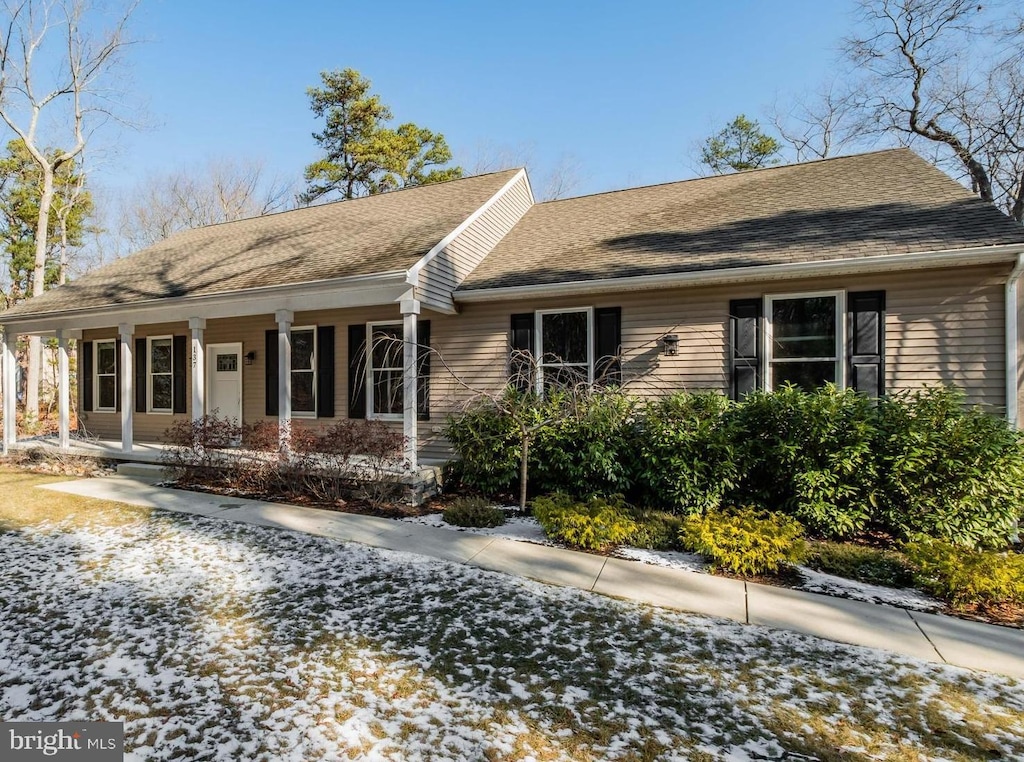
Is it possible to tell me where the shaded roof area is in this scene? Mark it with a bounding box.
[459,149,1024,291]
[2,169,521,319]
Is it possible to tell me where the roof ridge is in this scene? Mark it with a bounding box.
[164,167,525,239]
[536,148,913,206]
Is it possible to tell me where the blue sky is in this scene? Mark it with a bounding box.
[104,0,857,198]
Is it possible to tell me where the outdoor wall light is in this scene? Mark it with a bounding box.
[662,334,679,356]
[244,351,257,366]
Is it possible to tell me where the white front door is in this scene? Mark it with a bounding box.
[206,343,243,422]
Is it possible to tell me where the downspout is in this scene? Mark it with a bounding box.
[1005,252,1024,427]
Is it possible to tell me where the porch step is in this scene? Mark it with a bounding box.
[116,462,167,482]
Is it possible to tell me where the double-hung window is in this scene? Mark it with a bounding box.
[148,336,174,413]
[94,340,117,411]
[368,322,404,418]
[291,327,317,416]
[536,308,593,394]
[765,291,845,391]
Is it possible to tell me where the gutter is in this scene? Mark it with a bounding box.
[1006,252,1024,426]
[454,244,1024,303]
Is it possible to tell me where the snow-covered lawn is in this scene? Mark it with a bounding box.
[2,473,1023,761]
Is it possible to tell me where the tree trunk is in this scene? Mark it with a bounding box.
[519,431,530,512]
[24,166,56,419]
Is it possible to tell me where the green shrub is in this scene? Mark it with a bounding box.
[442,497,507,528]
[874,386,1024,547]
[530,389,637,497]
[626,391,734,514]
[805,541,914,588]
[680,507,806,576]
[444,391,529,495]
[532,493,637,551]
[903,538,1024,608]
[626,509,686,551]
[726,385,877,538]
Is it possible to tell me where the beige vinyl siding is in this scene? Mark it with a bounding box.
[76,263,1012,456]
[79,322,191,442]
[420,263,1012,460]
[417,172,533,312]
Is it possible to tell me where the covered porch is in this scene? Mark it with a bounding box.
[1,271,438,472]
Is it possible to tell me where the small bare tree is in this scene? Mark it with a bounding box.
[117,157,294,250]
[0,0,139,417]
[769,81,868,162]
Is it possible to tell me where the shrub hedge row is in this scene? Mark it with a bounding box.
[446,385,1024,547]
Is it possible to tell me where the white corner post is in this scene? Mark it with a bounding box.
[276,310,293,453]
[119,324,134,454]
[401,297,420,469]
[2,327,16,454]
[189,318,206,423]
[1006,253,1024,427]
[56,329,70,451]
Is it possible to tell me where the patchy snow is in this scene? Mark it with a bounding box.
[795,566,943,612]
[414,511,944,612]
[3,509,1021,760]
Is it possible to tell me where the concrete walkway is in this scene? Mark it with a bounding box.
[39,475,1024,681]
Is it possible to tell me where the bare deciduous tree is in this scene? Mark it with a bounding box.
[117,157,294,250]
[468,140,586,201]
[845,0,1024,221]
[0,0,139,417]
[769,81,869,162]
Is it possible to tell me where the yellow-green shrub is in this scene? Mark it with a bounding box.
[680,507,806,576]
[903,538,1024,608]
[532,493,637,551]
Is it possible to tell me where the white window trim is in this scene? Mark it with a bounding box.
[291,325,317,419]
[93,338,117,413]
[534,306,594,396]
[366,321,404,421]
[763,289,846,392]
[147,335,174,414]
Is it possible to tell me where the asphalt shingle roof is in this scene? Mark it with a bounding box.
[1,169,520,319]
[459,149,1024,291]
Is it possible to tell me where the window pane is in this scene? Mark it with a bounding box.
[292,330,315,371]
[773,361,836,391]
[216,354,238,372]
[97,343,116,375]
[98,377,116,409]
[292,371,315,412]
[371,325,403,369]
[772,297,837,359]
[373,369,403,415]
[152,374,172,410]
[542,312,588,364]
[150,338,172,373]
[542,365,589,393]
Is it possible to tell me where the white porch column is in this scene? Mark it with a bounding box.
[190,318,206,423]
[401,298,419,469]
[2,328,16,453]
[56,329,70,451]
[119,323,134,454]
[276,310,293,453]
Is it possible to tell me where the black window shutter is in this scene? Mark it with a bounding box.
[81,341,93,413]
[172,335,187,414]
[316,325,335,418]
[265,329,279,416]
[730,299,761,400]
[594,307,622,386]
[848,290,886,397]
[348,324,367,419]
[115,338,123,412]
[417,320,431,421]
[134,338,146,413]
[509,313,535,393]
